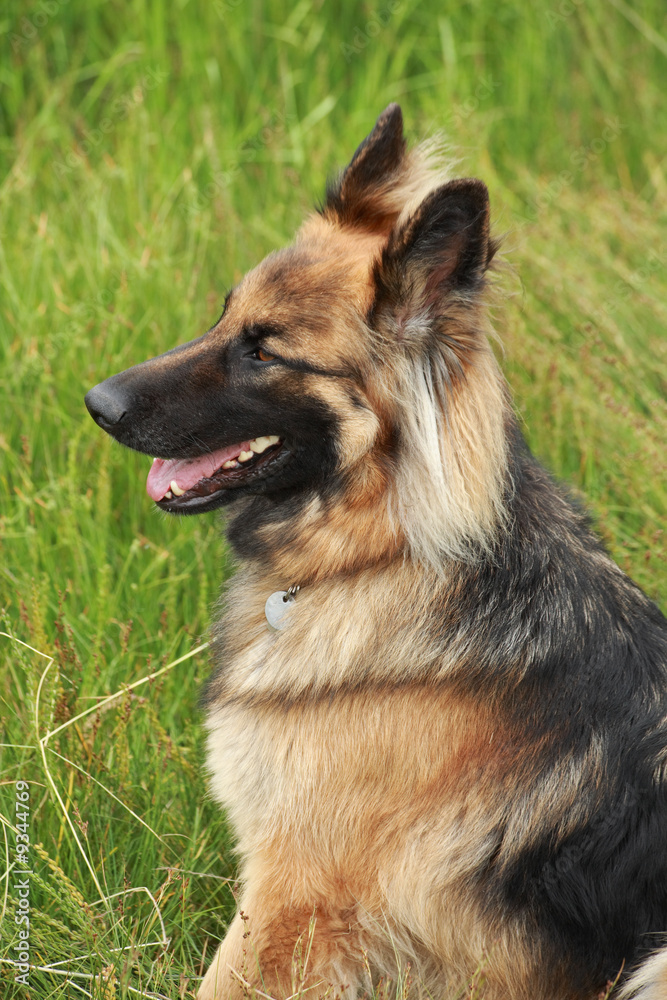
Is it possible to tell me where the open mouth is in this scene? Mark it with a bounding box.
[147,435,286,512]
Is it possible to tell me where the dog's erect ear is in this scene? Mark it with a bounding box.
[322,103,406,230]
[372,178,493,334]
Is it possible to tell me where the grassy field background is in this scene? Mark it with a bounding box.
[1,1,666,996]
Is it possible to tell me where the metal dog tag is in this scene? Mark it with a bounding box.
[265,590,296,631]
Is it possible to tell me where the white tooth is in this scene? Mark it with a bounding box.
[250,436,271,454]
[164,490,173,499]
[250,435,280,454]
[222,459,238,469]
[170,480,186,496]
[238,450,254,463]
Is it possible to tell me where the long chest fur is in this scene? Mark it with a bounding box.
[203,564,600,896]
[206,566,477,847]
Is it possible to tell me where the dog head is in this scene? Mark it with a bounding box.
[86,105,509,575]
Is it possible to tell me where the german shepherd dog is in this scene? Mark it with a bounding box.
[85,105,667,1000]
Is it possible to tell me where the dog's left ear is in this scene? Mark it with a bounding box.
[322,103,406,230]
[371,178,494,335]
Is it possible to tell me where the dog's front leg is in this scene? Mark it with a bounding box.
[198,892,370,1000]
[199,909,260,1000]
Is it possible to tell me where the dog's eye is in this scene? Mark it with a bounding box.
[251,347,277,363]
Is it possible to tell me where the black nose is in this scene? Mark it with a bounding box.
[85,383,127,430]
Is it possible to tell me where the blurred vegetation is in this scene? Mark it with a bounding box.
[1,0,665,996]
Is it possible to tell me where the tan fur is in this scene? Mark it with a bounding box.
[197,121,602,998]
[201,553,609,999]
[198,149,509,581]
[320,134,455,237]
[619,951,667,1000]
[202,677,536,999]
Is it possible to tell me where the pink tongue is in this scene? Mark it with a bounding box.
[146,442,250,500]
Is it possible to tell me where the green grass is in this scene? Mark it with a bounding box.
[1,0,666,996]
